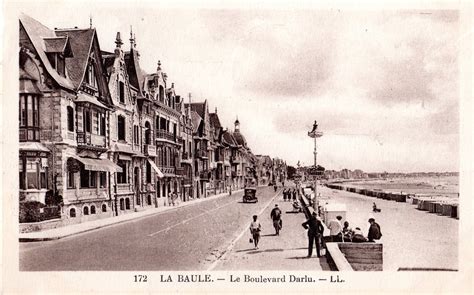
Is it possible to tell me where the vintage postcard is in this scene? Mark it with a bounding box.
[2,0,472,293]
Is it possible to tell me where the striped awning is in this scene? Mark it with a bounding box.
[71,156,122,173]
[147,158,164,178]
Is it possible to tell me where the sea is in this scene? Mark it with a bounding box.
[343,175,459,199]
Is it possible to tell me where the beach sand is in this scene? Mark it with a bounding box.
[318,185,458,271]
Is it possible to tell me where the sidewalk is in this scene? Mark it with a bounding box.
[19,189,243,242]
[213,191,330,271]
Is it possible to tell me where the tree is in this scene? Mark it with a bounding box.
[287,166,296,179]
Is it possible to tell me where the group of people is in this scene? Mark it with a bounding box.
[282,188,297,202]
[329,215,382,243]
[249,204,283,249]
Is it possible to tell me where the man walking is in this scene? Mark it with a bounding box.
[302,212,324,257]
[270,204,283,235]
[249,215,262,249]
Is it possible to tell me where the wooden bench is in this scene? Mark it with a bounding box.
[326,242,383,271]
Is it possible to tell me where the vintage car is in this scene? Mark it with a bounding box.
[242,187,258,203]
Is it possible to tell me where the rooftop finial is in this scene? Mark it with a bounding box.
[171,82,174,88]
[133,33,137,48]
[89,14,93,29]
[115,32,123,48]
[157,60,161,71]
[129,26,135,48]
[215,107,217,114]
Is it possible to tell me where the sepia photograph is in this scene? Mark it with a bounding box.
[2,0,472,293]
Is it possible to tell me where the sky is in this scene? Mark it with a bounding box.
[13,2,462,173]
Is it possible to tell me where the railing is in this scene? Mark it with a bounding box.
[156,130,176,142]
[144,144,156,157]
[182,152,192,160]
[199,170,210,180]
[116,183,132,192]
[196,149,208,158]
[175,167,186,176]
[77,132,106,148]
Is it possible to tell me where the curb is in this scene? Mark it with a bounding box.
[19,188,247,242]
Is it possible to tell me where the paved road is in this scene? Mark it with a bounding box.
[20,186,280,271]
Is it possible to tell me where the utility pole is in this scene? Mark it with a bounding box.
[308,120,323,211]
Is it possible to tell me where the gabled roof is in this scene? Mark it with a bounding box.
[186,102,206,119]
[232,131,247,147]
[124,48,144,94]
[209,113,222,130]
[19,13,74,90]
[43,36,73,57]
[190,111,202,134]
[222,130,237,147]
[55,28,95,89]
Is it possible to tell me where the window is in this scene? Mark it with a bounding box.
[67,106,74,132]
[117,160,128,184]
[80,166,97,188]
[70,208,76,218]
[119,81,125,103]
[136,195,141,205]
[19,95,40,141]
[120,198,125,210]
[84,109,91,133]
[67,171,75,189]
[19,157,48,190]
[83,206,89,215]
[133,125,139,144]
[99,172,107,188]
[101,204,107,212]
[118,115,126,141]
[90,205,96,214]
[144,121,151,145]
[85,62,96,88]
[157,181,161,198]
[159,86,164,102]
[57,55,65,77]
[97,113,106,136]
[146,161,151,183]
[125,198,130,210]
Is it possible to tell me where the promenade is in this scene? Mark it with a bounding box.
[319,185,458,270]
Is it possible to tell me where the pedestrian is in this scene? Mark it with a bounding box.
[292,189,297,201]
[249,215,262,249]
[342,221,353,242]
[367,218,382,242]
[283,189,287,202]
[302,212,324,257]
[229,185,232,196]
[273,184,277,192]
[328,215,343,242]
[270,204,283,235]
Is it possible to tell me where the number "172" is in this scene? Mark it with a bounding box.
[134,275,148,282]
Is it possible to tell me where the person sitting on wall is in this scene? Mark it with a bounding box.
[351,227,368,243]
[342,221,354,242]
[367,218,382,242]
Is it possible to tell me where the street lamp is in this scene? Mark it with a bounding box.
[308,120,323,211]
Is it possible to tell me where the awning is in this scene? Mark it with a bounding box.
[147,158,164,178]
[72,156,122,173]
[19,142,50,152]
[76,92,109,109]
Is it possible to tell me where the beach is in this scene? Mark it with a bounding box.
[319,182,458,271]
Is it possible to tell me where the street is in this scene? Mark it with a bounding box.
[20,186,301,271]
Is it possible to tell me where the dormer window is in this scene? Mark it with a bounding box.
[85,62,96,88]
[46,53,66,77]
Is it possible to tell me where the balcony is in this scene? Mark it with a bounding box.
[156,130,176,142]
[183,178,192,186]
[144,144,156,157]
[77,132,106,150]
[215,153,224,163]
[199,170,210,180]
[196,149,208,159]
[175,167,186,176]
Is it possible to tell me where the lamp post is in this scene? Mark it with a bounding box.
[308,120,323,211]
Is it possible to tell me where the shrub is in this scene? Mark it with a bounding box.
[19,201,45,223]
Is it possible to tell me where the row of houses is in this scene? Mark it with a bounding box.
[18,14,286,227]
